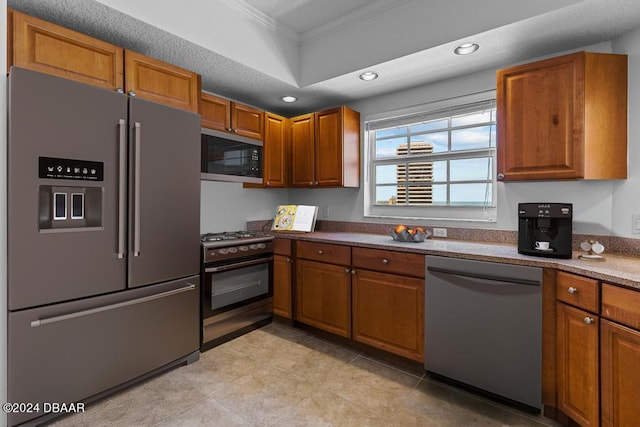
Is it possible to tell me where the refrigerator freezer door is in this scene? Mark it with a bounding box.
[7,68,128,310]
[8,276,200,426]
[127,97,201,287]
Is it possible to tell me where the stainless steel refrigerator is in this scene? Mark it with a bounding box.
[7,67,201,426]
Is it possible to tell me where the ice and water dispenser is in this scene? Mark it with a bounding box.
[38,156,104,230]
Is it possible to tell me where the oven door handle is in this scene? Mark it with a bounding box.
[205,256,273,273]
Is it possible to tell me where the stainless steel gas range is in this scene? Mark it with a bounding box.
[200,231,274,350]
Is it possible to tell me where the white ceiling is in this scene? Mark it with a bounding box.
[7,0,640,116]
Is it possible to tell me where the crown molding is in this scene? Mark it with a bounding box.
[224,0,300,44]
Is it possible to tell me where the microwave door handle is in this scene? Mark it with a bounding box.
[117,119,127,259]
[205,256,273,273]
[133,122,142,257]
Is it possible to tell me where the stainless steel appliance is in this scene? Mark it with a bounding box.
[518,202,573,259]
[200,231,274,350]
[7,68,201,426]
[425,255,543,412]
[200,128,263,183]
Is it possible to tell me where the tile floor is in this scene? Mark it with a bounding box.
[49,321,560,426]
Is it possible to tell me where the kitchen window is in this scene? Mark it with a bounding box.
[365,92,497,222]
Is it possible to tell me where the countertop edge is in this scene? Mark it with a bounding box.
[272,231,640,290]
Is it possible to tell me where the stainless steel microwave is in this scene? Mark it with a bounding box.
[200,128,263,184]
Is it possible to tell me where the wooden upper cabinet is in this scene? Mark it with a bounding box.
[497,51,627,181]
[200,92,264,139]
[291,113,316,186]
[9,9,124,90]
[262,112,288,187]
[200,92,231,130]
[291,106,360,188]
[125,50,199,112]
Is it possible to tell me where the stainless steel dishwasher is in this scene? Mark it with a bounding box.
[425,255,543,411]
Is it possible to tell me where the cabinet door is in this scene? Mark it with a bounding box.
[273,254,293,318]
[291,113,316,187]
[232,103,264,140]
[200,92,231,131]
[315,107,343,187]
[556,302,599,427]
[295,259,351,337]
[262,112,288,187]
[601,319,640,427]
[497,53,583,180]
[125,50,200,112]
[11,9,124,90]
[352,269,424,362]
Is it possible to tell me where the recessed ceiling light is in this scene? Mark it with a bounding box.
[359,71,379,81]
[281,95,297,103]
[454,43,480,55]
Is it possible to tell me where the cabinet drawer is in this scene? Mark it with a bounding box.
[556,271,599,313]
[274,238,292,256]
[296,241,350,266]
[602,283,640,330]
[352,247,425,279]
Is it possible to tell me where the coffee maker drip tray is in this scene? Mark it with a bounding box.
[517,203,573,259]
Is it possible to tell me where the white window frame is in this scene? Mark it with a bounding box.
[364,91,497,223]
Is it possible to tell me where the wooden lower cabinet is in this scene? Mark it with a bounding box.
[273,239,293,319]
[295,259,351,337]
[556,302,599,427]
[600,320,640,427]
[352,269,424,362]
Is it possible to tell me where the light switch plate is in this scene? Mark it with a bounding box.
[433,227,448,238]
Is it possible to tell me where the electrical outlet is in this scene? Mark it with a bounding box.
[633,214,640,234]
[320,205,329,219]
[433,227,447,238]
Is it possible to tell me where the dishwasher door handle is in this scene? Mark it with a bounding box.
[426,266,541,287]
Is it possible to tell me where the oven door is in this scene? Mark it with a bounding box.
[202,255,272,318]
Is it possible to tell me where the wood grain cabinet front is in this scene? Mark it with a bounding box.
[8,9,201,113]
[273,238,293,319]
[9,9,124,90]
[600,284,640,427]
[200,92,264,139]
[125,50,200,112]
[497,51,627,181]
[290,106,360,188]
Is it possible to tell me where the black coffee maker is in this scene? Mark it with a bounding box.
[518,203,572,259]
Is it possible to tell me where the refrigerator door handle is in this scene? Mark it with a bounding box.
[117,119,127,259]
[30,283,196,328]
[133,122,142,257]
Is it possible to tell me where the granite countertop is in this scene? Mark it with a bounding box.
[275,231,640,290]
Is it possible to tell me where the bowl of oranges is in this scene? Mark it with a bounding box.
[390,225,430,242]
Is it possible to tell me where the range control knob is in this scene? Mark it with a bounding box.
[249,244,258,250]
[239,246,249,252]
[218,248,228,255]
[228,247,238,254]
[257,243,266,249]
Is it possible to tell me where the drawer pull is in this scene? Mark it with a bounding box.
[568,287,578,294]
[318,249,324,255]
[382,258,389,265]
[345,268,350,273]
[583,316,594,325]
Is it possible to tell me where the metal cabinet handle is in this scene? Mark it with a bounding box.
[117,119,127,259]
[31,284,195,328]
[351,269,357,275]
[318,249,323,255]
[568,287,578,294]
[128,91,136,97]
[345,268,350,273]
[115,88,124,94]
[382,258,389,265]
[497,173,505,180]
[285,257,291,263]
[584,317,594,325]
[133,122,142,257]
